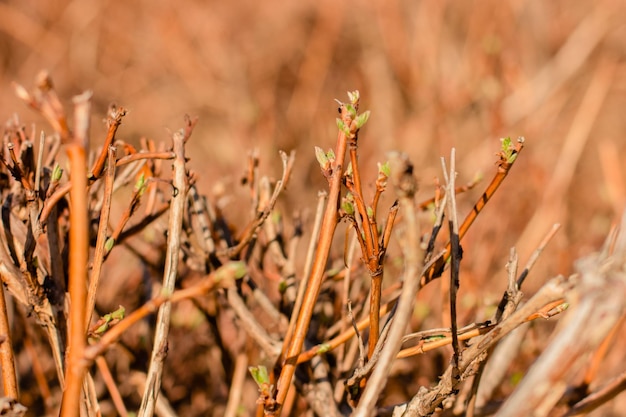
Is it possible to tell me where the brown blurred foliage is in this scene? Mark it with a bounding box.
[1,0,626,416]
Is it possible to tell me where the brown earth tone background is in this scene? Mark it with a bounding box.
[1,0,625,416]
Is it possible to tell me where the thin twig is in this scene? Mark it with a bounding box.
[138,127,189,417]
[224,353,249,417]
[85,146,116,327]
[89,105,126,180]
[95,356,129,417]
[442,149,461,377]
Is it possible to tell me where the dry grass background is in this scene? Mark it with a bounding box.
[1,0,625,416]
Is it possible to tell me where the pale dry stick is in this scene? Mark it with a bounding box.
[496,226,626,416]
[60,90,92,417]
[465,248,521,417]
[44,133,61,168]
[344,308,394,392]
[516,60,616,259]
[112,159,148,194]
[34,131,44,195]
[82,374,99,417]
[474,322,531,410]
[502,2,619,125]
[561,370,626,417]
[0,281,17,399]
[581,314,624,389]
[226,288,282,362]
[224,353,248,417]
[85,146,116,327]
[400,274,574,416]
[354,153,422,417]
[442,149,461,375]
[130,372,178,417]
[517,223,561,288]
[138,129,188,417]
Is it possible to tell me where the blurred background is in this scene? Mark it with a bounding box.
[1,0,625,415]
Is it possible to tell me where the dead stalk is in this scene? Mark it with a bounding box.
[138,126,189,417]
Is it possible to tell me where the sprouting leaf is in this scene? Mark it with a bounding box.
[347,90,360,104]
[345,103,357,119]
[249,365,270,388]
[366,206,374,219]
[378,161,390,177]
[336,118,351,136]
[501,136,512,150]
[355,110,371,129]
[344,162,353,177]
[342,198,355,216]
[315,146,329,170]
[93,305,126,335]
[52,164,63,181]
[500,137,517,163]
[336,118,346,132]
[326,148,335,162]
[110,305,126,320]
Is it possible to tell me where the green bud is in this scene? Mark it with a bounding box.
[315,146,329,170]
[342,198,355,216]
[317,343,331,354]
[249,365,270,388]
[110,305,126,320]
[355,110,370,129]
[345,104,357,119]
[215,261,248,281]
[347,90,360,104]
[500,137,517,163]
[378,161,390,177]
[104,237,115,252]
[52,164,63,181]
